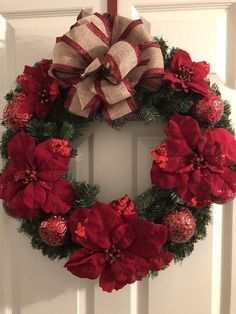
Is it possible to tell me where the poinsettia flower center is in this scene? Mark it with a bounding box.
[191,153,208,169]
[105,245,121,264]
[38,88,50,104]
[175,64,193,82]
[15,167,38,184]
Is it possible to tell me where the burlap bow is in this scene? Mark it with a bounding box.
[50,10,164,120]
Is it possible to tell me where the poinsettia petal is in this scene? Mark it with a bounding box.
[129,218,169,256]
[149,252,174,271]
[99,265,116,292]
[69,208,91,240]
[192,61,210,80]
[68,208,98,250]
[165,113,202,150]
[220,168,236,194]
[22,181,47,209]
[7,131,35,167]
[0,167,24,201]
[172,49,193,70]
[163,72,189,92]
[42,179,74,214]
[151,161,189,189]
[204,128,236,166]
[177,169,211,202]
[163,72,181,84]
[35,139,71,181]
[100,253,149,292]
[7,189,39,218]
[188,80,210,97]
[34,100,52,119]
[46,80,59,99]
[206,167,236,199]
[65,249,106,279]
[159,139,193,173]
[20,73,40,94]
[166,139,193,157]
[111,252,149,284]
[176,184,195,203]
[112,223,135,249]
[14,94,35,115]
[85,201,123,249]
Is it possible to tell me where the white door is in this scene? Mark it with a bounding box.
[0,1,236,314]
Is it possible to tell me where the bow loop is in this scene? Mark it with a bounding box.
[105,41,141,84]
[50,10,164,120]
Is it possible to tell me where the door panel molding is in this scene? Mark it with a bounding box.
[1,2,234,20]
[0,7,91,19]
[226,3,236,89]
[136,1,233,12]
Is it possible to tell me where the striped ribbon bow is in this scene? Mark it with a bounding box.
[50,10,164,120]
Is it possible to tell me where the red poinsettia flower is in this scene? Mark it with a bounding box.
[151,113,236,205]
[16,60,59,119]
[163,49,210,97]
[65,201,174,292]
[0,131,74,218]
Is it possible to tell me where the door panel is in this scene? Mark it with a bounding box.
[0,1,236,314]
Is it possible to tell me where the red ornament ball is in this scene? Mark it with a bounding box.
[3,92,32,130]
[194,94,224,124]
[163,208,196,243]
[39,216,68,246]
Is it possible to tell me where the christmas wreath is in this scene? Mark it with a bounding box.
[1,11,236,293]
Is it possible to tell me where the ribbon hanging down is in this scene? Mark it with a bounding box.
[50,10,164,120]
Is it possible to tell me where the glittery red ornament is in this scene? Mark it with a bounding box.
[163,208,196,243]
[3,92,32,130]
[39,216,68,246]
[194,94,224,124]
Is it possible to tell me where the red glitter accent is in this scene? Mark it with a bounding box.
[163,208,196,244]
[51,139,71,156]
[194,94,224,124]
[110,195,136,216]
[75,219,88,238]
[39,216,68,246]
[16,74,30,85]
[3,92,32,130]
[187,197,211,208]
[151,143,168,169]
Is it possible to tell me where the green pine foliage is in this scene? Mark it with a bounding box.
[0,128,16,160]
[214,100,235,135]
